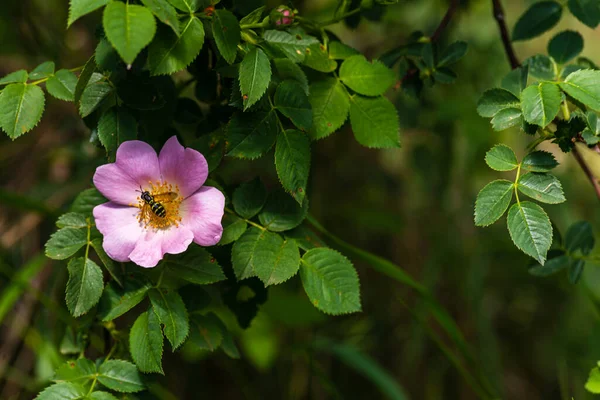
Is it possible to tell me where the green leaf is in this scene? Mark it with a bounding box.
[548,30,583,64]
[98,360,144,393]
[219,213,248,245]
[512,1,562,41]
[166,0,202,12]
[273,59,309,95]
[528,252,569,276]
[79,73,113,117]
[212,10,241,64]
[188,313,223,351]
[520,83,561,127]
[517,172,566,204]
[239,47,271,110]
[522,151,558,172]
[568,258,584,283]
[263,30,318,63]
[89,392,119,400]
[232,227,283,280]
[474,180,514,227]
[309,78,350,140]
[300,248,361,315]
[586,365,600,394]
[476,88,520,118]
[140,0,180,35]
[74,57,96,106]
[226,110,279,159]
[30,62,55,80]
[163,245,226,284]
[53,358,96,382]
[491,108,522,131]
[0,83,45,139]
[45,228,87,260]
[148,16,205,76]
[233,178,267,219]
[93,244,119,284]
[98,108,138,162]
[349,95,400,148]
[258,190,308,232]
[211,315,240,358]
[568,0,600,28]
[46,69,78,102]
[56,213,88,229]
[501,65,528,97]
[304,43,337,72]
[98,280,150,321]
[523,55,555,81]
[103,2,156,65]
[274,80,312,131]
[91,238,123,287]
[130,310,164,374]
[437,41,468,67]
[275,129,310,204]
[328,41,360,60]
[35,382,87,400]
[312,338,409,400]
[339,55,395,97]
[432,67,457,84]
[506,201,553,264]
[149,289,189,349]
[0,70,28,85]
[68,0,110,26]
[485,144,519,171]
[240,6,265,24]
[95,39,119,72]
[256,238,300,286]
[65,257,103,317]
[565,221,595,254]
[560,69,600,111]
[71,188,106,215]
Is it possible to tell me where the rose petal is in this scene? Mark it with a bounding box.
[93,202,143,262]
[180,186,225,246]
[93,164,141,205]
[128,226,194,268]
[115,140,161,189]
[158,136,208,198]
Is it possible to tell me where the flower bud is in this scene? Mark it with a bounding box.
[270,6,295,27]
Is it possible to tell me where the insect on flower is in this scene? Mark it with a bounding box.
[93,136,225,268]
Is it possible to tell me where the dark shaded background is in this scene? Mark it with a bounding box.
[1,0,600,399]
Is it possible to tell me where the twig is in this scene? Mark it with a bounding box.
[400,0,460,84]
[572,146,600,201]
[492,0,520,69]
[431,0,460,42]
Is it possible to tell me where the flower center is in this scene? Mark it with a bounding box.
[135,181,183,230]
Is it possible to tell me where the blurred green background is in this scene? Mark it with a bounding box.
[2,0,600,399]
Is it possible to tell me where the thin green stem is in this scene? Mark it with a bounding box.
[315,7,363,27]
[397,296,494,399]
[155,269,166,288]
[85,218,92,261]
[561,99,571,120]
[224,207,265,230]
[514,163,522,205]
[240,21,270,29]
[306,215,497,398]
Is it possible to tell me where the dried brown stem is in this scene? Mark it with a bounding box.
[492,0,520,69]
[572,146,600,201]
[431,0,460,42]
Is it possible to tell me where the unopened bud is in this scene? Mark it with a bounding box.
[270,6,295,27]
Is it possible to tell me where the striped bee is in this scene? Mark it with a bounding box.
[139,189,178,218]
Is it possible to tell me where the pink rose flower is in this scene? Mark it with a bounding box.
[92,136,225,268]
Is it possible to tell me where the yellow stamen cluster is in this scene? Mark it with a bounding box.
[134,181,183,230]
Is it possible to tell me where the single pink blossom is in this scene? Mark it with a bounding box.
[93,136,225,268]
